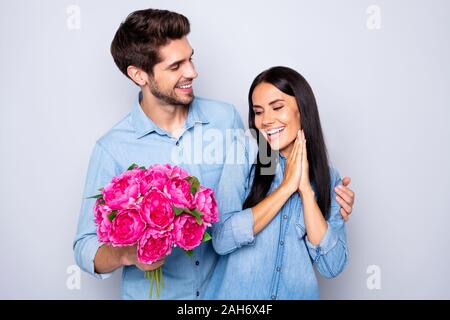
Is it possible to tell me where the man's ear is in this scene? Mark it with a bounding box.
[127,65,149,86]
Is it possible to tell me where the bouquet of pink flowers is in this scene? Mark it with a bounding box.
[89,163,219,298]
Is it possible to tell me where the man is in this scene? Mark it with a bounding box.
[73,8,355,299]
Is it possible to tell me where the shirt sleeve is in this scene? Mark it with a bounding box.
[211,133,257,255]
[304,167,349,278]
[73,141,121,280]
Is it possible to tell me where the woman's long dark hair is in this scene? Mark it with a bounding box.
[242,66,332,219]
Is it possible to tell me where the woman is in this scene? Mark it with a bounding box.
[206,66,349,299]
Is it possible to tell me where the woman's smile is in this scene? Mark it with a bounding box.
[264,126,286,142]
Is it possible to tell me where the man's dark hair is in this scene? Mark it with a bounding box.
[110,8,190,78]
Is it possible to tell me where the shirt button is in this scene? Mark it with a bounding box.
[196,291,200,297]
[195,261,200,266]
[283,215,288,220]
[271,295,276,300]
[280,240,284,246]
[276,267,281,272]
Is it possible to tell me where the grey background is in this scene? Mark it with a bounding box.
[1,0,449,299]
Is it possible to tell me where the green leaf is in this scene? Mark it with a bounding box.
[173,206,192,216]
[185,176,200,195]
[184,250,193,256]
[173,206,202,224]
[108,210,118,221]
[127,163,139,170]
[190,209,203,225]
[173,206,183,216]
[85,194,103,199]
[202,231,212,242]
[139,166,146,170]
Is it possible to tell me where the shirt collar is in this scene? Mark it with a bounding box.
[131,92,209,139]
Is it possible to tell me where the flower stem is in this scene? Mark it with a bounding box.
[150,270,154,299]
[160,267,164,289]
[155,268,160,298]
[144,267,164,299]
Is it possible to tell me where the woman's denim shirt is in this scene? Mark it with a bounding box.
[205,133,348,300]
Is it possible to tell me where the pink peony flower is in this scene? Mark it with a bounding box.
[109,209,146,246]
[194,186,219,226]
[94,163,215,275]
[94,198,110,224]
[140,189,175,230]
[133,169,153,196]
[102,168,143,210]
[94,198,112,243]
[169,166,189,179]
[165,177,194,209]
[97,219,112,243]
[172,213,206,250]
[144,164,172,192]
[137,229,173,264]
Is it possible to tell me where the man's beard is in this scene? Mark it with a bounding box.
[148,78,193,106]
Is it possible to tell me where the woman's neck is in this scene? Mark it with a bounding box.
[280,143,294,159]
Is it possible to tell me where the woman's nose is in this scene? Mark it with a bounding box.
[262,114,274,126]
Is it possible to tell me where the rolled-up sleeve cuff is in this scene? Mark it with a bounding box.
[305,223,339,259]
[76,236,114,280]
[230,208,255,247]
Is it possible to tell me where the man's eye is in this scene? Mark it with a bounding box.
[171,64,180,70]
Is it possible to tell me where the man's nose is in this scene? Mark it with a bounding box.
[184,62,198,79]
